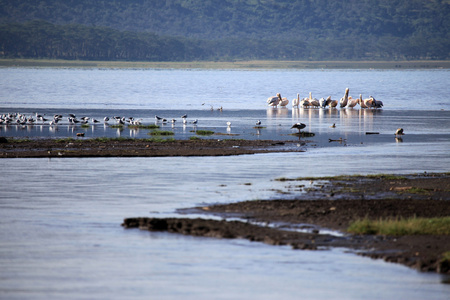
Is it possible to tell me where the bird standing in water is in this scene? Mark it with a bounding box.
[291,122,306,133]
[395,128,404,136]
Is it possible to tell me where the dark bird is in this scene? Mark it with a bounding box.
[291,122,306,133]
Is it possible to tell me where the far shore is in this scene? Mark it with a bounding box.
[1,58,449,69]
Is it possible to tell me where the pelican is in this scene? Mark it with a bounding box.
[300,98,310,108]
[373,96,384,109]
[395,128,404,136]
[327,96,338,108]
[346,95,359,108]
[308,92,320,107]
[291,122,306,133]
[292,94,300,107]
[358,95,368,108]
[279,96,289,107]
[267,93,282,107]
[339,88,350,108]
[319,97,328,108]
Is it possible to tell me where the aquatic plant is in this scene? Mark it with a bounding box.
[148,130,174,136]
[128,124,159,129]
[195,130,215,135]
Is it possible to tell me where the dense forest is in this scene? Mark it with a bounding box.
[0,0,449,61]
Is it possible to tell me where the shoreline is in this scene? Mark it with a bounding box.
[1,58,449,69]
[123,173,450,274]
[0,138,301,158]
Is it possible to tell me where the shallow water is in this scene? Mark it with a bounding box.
[1,68,450,299]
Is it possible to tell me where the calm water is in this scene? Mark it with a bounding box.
[1,68,450,299]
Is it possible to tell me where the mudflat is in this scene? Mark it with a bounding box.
[123,173,450,274]
[0,138,300,158]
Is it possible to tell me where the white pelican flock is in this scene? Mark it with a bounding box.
[267,88,384,109]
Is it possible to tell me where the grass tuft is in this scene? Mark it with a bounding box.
[196,130,215,135]
[128,124,159,129]
[347,216,450,236]
[148,130,174,136]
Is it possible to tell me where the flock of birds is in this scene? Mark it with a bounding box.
[2,89,402,138]
[267,88,384,109]
[0,113,146,126]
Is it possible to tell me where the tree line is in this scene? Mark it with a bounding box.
[1,20,448,61]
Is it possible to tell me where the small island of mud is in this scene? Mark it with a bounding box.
[0,137,302,158]
[123,173,450,274]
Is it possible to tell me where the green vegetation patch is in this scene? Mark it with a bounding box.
[347,216,450,236]
[196,130,215,136]
[109,124,124,129]
[128,124,159,129]
[148,130,174,136]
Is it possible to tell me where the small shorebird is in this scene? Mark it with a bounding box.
[395,128,404,136]
[226,121,231,127]
[256,120,261,126]
[291,122,306,133]
[191,119,198,125]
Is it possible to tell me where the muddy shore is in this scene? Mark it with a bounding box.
[124,173,450,274]
[0,137,301,158]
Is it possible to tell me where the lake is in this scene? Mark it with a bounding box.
[1,67,450,299]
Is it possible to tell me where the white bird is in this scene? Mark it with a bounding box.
[340,88,350,108]
[227,121,231,127]
[300,98,310,108]
[171,119,176,123]
[291,122,306,133]
[256,120,261,126]
[358,95,368,108]
[292,94,300,107]
[104,116,110,123]
[346,96,359,108]
[327,96,338,108]
[308,92,320,107]
[279,95,289,106]
[267,93,282,107]
[319,97,327,108]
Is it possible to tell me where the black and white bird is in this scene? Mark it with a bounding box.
[256,120,261,126]
[191,119,198,125]
[291,122,306,133]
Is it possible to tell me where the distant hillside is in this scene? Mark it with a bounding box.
[0,0,449,61]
